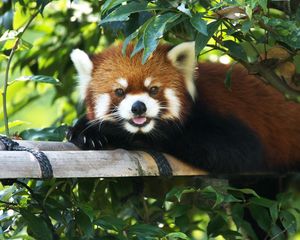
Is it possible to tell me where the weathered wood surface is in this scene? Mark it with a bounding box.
[0,140,206,178]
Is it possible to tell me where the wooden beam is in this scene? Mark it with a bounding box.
[0,140,206,178]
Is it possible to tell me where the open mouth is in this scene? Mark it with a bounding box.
[129,117,151,127]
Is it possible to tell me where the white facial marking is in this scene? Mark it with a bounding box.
[124,122,139,133]
[117,78,128,88]
[70,49,93,100]
[141,120,155,133]
[94,93,111,119]
[118,93,160,119]
[144,77,152,88]
[164,88,181,119]
[167,42,197,100]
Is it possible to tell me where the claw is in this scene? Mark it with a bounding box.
[90,139,95,149]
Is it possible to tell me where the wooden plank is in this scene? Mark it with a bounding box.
[0,140,206,178]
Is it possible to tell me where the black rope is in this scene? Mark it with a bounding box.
[0,135,53,178]
[145,150,173,176]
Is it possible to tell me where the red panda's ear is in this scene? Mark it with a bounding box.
[167,42,197,100]
[70,49,93,100]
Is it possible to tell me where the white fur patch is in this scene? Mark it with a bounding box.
[118,93,160,119]
[164,88,181,119]
[94,93,111,119]
[167,42,197,100]
[141,120,155,133]
[144,77,152,88]
[124,122,139,133]
[70,49,93,100]
[117,78,128,88]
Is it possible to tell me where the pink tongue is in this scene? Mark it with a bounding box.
[132,117,147,125]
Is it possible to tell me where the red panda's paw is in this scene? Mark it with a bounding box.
[67,116,107,150]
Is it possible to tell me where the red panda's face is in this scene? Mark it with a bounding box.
[71,42,196,134]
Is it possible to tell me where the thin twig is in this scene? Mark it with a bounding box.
[2,11,39,136]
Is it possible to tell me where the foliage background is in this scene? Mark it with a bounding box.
[0,0,300,239]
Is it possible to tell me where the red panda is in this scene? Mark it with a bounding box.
[68,42,300,173]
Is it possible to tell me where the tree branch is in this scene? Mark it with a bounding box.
[241,61,300,102]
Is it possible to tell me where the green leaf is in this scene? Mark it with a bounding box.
[168,204,190,218]
[94,216,125,232]
[231,203,244,229]
[228,187,260,198]
[258,0,268,12]
[249,204,271,232]
[19,38,33,50]
[190,13,207,36]
[250,197,277,208]
[245,5,252,19]
[250,196,279,223]
[195,20,221,56]
[128,224,165,238]
[202,186,225,208]
[280,211,297,235]
[165,187,196,202]
[0,185,17,202]
[269,224,285,240]
[240,221,258,240]
[165,232,190,240]
[207,215,227,237]
[142,13,180,63]
[130,36,144,57]
[269,203,278,222]
[78,203,94,222]
[101,0,125,14]
[14,75,60,85]
[241,20,252,33]
[19,209,53,240]
[223,40,248,62]
[122,30,139,55]
[75,209,94,238]
[100,2,160,24]
[20,126,68,141]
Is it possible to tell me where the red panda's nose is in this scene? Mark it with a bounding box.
[131,101,147,115]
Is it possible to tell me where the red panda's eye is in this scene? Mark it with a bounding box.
[115,88,125,97]
[149,86,159,96]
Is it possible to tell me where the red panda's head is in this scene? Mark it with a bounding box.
[70,42,196,134]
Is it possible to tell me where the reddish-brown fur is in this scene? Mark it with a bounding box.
[196,63,300,167]
[86,44,300,168]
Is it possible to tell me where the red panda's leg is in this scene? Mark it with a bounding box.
[67,116,108,150]
[67,115,141,150]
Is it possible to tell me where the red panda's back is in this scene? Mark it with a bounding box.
[196,63,300,168]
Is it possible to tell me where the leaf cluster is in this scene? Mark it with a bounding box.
[0,178,299,239]
[100,0,300,101]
